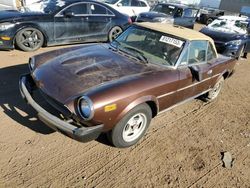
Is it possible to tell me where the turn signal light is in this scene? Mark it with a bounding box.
[1,36,11,41]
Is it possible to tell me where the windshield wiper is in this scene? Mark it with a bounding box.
[121,46,148,64]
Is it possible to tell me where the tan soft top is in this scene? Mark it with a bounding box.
[134,22,214,44]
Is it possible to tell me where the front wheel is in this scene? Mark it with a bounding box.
[108,26,123,42]
[15,27,44,52]
[108,103,152,148]
[205,77,224,101]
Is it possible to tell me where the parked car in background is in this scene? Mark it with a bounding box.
[136,3,199,29]
[105,0,150,20]
[0,0,22,10]
[0,0,131,51]
[20,22,237,148]
[199,7,224,25]
[0,0,39,11]
[200,16,250,59]
[240,6,250,17]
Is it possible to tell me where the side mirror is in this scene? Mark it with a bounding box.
[189,65,203,82]
[64,10,74,17]
[117,3,122,7]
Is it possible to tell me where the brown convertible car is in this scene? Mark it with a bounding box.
[20,22,236,148]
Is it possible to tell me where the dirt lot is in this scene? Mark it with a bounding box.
[0,24,250,187]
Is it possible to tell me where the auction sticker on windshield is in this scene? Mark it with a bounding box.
[159,36,184,48]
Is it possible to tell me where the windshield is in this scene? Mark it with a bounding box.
[19,0,66,14]
[105,0,119,5]
[208,18,248,34]
[111,26,185,66]
[152,4,177,16]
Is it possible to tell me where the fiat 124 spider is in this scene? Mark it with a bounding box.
[20,22,236,148]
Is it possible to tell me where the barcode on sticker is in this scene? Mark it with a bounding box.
[159,36,184,48]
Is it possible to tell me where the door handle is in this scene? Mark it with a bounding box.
[207,70,213,75]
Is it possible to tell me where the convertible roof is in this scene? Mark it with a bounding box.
[134,22,214,44]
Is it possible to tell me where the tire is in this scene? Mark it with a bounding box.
[108,103,152,148]
[206,18,213,25]
[15,27,44,52]
[108,26,123,42]
[205,77,224,101]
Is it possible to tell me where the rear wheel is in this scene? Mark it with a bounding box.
[108,26,123,42]
[205,77,224,101]
[108,103,152,148]
[206,18,213,25]
[15,27,44,52]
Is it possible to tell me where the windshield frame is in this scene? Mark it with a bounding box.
[111,25,187,68]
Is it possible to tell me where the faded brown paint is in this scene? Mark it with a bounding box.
[30,42,236,132]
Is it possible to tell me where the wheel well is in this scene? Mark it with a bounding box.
[222,71,229,79]
[14,26,47,47]
[146,101,158,118]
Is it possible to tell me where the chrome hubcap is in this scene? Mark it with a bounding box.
[111,28,122,41]
[122,113,147,142]
[211,81,221,99]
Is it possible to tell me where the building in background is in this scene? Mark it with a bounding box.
[199,0,221,8]
[219,0,250,13]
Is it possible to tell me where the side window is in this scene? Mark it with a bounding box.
[188,41,207,64]
[179,48,188,65]
[131,0,140,6]
[120,0,130,6]
[139,1,147,7]
[175,8,183,17]
[64,3,88,15]
[90,4,107,15]
[183,8,198,17]
[207,42,217,61]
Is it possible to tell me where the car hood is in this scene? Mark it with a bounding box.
[0,10,47,22]
[139,11,171,19]
[200,27,244,42]
[32,44,159,104]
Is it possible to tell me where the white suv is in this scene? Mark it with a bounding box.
[105,0,150,19]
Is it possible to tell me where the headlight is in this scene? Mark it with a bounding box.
[29,57,35,70]
[0,22,14,31]
[226,40,242,46]
[77,96,94,120]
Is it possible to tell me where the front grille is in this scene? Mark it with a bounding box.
[39,90,72,117]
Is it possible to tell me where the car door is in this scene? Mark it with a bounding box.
[177,40,214,102]
[174,8,199,29]
[88,3,114,38]
[54,2,89,42]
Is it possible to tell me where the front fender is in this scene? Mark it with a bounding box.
[114,95,159,126]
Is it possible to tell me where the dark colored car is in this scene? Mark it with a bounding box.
[0,0,131,51]
[20,22,236,148]
[200,16,250,59]
[136,3,199,29]
[199,8,224,25]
